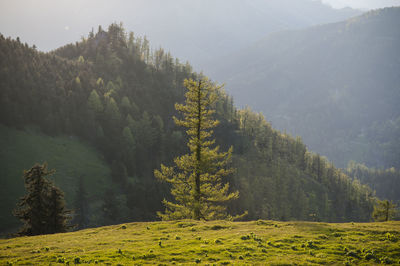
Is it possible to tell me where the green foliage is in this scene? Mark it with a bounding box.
[105,97,121,122]
[72,177,89,230]
[346,161,400,205]
[102,188,120,225]
[372,200,398,222]
[0,125,112,233]
[155,79,238,220]
[229,107,374,222]
[13,163,71,235]
[87,90,103,113]
[0,22,377,230]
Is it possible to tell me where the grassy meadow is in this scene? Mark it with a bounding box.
[0,220,399,265]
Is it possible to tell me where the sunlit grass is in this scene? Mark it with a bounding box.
[1,220,399,265]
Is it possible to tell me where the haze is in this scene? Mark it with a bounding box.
[0,0,398,71]
[322,0,400,9]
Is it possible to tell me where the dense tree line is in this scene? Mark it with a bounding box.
[227,108,374,221]
[345,162,400,206]
[0,23,375,228]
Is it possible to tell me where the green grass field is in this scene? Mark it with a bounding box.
[0,125,112,233]
[1,220,399,265]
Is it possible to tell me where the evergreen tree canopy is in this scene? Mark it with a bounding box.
[72,176,90,230]
[13,163,71,235]
[372,200,398,222]
[87,89,104,113]
[155,78,239,220]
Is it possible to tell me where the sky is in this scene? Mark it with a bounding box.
[0,0,399,54]
[322,0,400,9]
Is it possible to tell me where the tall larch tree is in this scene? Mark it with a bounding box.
[155,78,239,220]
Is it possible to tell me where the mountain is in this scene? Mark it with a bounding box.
[0,0,361,71]
[128,0,361,70]
[208,7,400,169]
[0,24,375,233]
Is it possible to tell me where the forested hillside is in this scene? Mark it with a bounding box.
[209,7,400,170]
[345,161,400,206]
[0,24,375,233]
[0,125,112,235]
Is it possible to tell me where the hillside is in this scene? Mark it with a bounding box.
[0,24,376,232]
[345,162,400,205]
[208,7,400,170]
[0,0,360,71]
[1,220,400,265]
[0,125,112,234]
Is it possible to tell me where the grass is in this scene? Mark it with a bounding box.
[0,125,112,233]
[0,220,399,265]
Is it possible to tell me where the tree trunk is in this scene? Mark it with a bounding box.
[194,81,202,220]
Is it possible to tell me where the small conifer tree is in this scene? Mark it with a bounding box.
[72,176,90,230]
[13,163,71,235]
[102,188,120,225]
[155,78,239,220]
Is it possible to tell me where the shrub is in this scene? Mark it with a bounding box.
[346,251,360,259]
[241,235,250,240]
[386,233,397,242]
[215,239,223,244]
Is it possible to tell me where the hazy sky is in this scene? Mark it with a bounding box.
[0,0,399,54]
[322,0,400,9]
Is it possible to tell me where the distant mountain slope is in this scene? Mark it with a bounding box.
[135,0,361,70]
[209,7,400,169]
[0,125,112,234]
[0,0,360,71]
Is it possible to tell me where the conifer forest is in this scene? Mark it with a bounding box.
[0,1,399,264]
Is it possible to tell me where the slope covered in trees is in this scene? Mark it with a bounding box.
[208,7,400,170]
[345,161,400,206]
[0,24,375,233]
[0,125,112,235]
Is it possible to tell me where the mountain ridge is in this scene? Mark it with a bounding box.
[208,7,400,169]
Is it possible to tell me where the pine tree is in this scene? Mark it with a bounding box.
[87,89,103,114]
[155,78,239,220]
[46,185,71,233]
[372,199,398,222]
[102,188,120,225]
[13,163,70,235]
[72,176,89,230]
